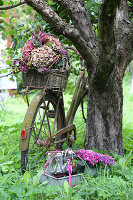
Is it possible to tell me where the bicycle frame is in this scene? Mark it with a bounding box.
[66,68,87,125]
[19,65,87,152]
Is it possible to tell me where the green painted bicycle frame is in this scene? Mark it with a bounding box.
[19,91,45,151]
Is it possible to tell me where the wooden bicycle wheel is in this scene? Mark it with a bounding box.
[21,93,65,174]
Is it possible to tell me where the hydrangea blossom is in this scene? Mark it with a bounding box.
[76,149,115,167]
[22,40,34,61]
[12,31,68,74]
[31,45,55,68]
[39,32,62,47]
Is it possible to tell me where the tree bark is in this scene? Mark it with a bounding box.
[56,0,98,54]
[1,0,133,155]
[84,0,132,155]
[85,66,124,155]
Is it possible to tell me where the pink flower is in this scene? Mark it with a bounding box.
[76,149,114,166]
[22,40,34,61]
[72,184,77,187]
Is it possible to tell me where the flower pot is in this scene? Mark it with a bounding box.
[39,173,84,186]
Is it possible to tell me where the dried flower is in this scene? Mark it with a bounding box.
[31,45,56,68]
[22,40,34,61]
[13,30,69,74]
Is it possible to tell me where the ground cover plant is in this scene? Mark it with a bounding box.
[0,73,133,200]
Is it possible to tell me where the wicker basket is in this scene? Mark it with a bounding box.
[22,69,70,91]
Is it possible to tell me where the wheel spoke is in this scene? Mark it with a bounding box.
[21,93,64,173]
[52,99,59,135]
[38,110,46,137]
[43,97,52,137]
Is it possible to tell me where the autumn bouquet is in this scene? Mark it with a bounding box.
[12,30,69,74]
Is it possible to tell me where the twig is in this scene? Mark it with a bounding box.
[0,1,26,10]
[64,46,80,56]
[65,46,83,61]
[0,71,18,78]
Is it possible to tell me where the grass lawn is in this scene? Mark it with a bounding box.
[0,72,133,199]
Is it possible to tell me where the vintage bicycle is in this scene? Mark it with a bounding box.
[19,48,88,174]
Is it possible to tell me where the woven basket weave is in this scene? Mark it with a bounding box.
[22,69,69,91]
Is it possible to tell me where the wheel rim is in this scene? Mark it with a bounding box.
[23,95,63,172]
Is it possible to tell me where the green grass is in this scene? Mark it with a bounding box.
[0,73,133,199]
[123,72,133,152]
[0,95,27,124]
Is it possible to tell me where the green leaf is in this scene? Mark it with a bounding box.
[9,185,25,198]
[33,170,43,187]
[2,166,9,174]
[64,181,69,197]
[0,190,10,200]
[75,160,85,167]
[13,53,22,60]
[87,0,93,10]
[23,171,31,187]
[84,166,97,176]
[0,17,4,23]
[6,59,12,66]
[0,69,8,73]
[0,24,4,30]
[24,94,30,104]
[3,21,10,27]
[98,190,110,199]
[48,0,54,6]
[46,41,54,47]
[10,29,17,35]
[0,0,3,6]
[1,161,13,166]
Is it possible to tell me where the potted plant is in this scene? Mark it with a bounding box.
[40,149,115,186]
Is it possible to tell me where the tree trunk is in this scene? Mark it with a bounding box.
[85,67,124,155]
[1,0,132,155]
